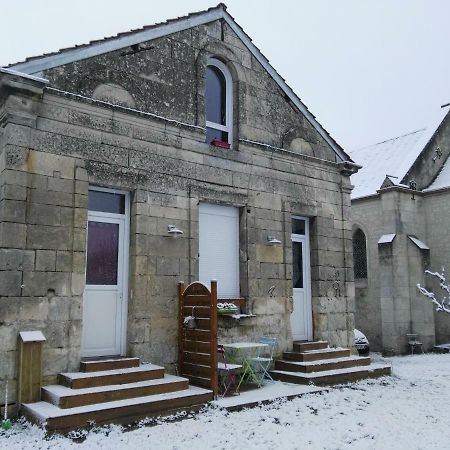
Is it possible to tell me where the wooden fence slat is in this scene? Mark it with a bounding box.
[193,318,211,330]
[183,340,211,354]
[210,280,218,397]
[182,306,211,318]
[182,363,211,379]
[183,295,211,307]
[183,351,211,365]
[177,281,185,379]
[184,376,212,389]
[178,280,219,398]
[184,284,210,295]
[184,329,211,341]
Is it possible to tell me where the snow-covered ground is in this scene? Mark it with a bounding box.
[2,353,450,449]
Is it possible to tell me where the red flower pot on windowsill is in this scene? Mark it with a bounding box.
[211,139,231,149]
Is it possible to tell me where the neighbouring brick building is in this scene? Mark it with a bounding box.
[349,105,450,354]
[0,4,359,405]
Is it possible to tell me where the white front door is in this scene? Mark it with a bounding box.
[291,217,312,341]
[81,188,129,357]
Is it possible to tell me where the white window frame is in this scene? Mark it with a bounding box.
[205,57,233,146]
[84,186,130,356]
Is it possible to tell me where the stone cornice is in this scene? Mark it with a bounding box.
[0,70,47,128]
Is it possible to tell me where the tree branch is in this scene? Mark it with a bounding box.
[417,268,450,314]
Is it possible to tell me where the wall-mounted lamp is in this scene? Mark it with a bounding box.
[267,235,282,246]
[168,225,183,238]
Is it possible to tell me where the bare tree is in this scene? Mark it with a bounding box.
[417,268,450,314]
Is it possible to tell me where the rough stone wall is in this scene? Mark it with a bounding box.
[352,189,435,354]
[424,190,450,344]
[0,23,354,404]
[0,75,86,403]
[351,197,383,351]
[352,113,450,354]
[41,20,336,161]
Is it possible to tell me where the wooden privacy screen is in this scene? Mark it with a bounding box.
[178,280,218,397]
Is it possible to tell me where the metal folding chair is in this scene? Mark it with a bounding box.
[217,344,242,397]
[251,336,277,384]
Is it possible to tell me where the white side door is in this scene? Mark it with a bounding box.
[81,188,129,357]
[291,217,313,341]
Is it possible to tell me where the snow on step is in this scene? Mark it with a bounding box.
[42,375,189,408]
[212,381,325,410]
[284,347,351,363]
[294,341,328,350]
[44,374,187,397]
[60,363,165,388]
[24,385,212,422]
[60,363,163,380]
[285,356,369,367]
[276,356,371,374]
[302,347,347,354]
[271,363,391,384]
[80,357,140,372]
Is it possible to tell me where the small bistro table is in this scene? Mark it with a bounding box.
[222,342,268,389]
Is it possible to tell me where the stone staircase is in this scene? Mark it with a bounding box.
[271,341,391,385]
[22,357,212,433]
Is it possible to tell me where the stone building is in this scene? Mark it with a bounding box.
[0,4,358,405]
[349,105,450,354]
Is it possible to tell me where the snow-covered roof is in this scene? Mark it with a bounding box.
[378,234,396,244]
[349,130,425,199]
[349,106,450,199]
[2,4,350,163]
[19,330,46,342]
[408,236,429,250]
[425,158,450,191]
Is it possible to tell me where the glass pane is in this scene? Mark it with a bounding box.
[292,241,303,288]
[88,190,125,214]
[206,65,226,125]
[292,218,306,235]
[206,127,228,144]
[353,228,368,279]
[86,221,119,285]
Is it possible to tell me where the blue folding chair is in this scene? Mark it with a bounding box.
[251,336,277,384]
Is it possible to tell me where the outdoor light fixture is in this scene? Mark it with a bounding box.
[167,225,183,238]
[267,235,282,246]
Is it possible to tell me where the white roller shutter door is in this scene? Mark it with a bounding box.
[199,203,239,298]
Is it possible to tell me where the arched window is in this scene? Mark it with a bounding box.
[353,228,368,279]
[205,58,233,146]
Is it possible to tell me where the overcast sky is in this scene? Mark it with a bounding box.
[2,0,449,150]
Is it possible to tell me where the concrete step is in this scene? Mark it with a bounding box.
[283,347,351,362]
[59,364,165,389]
[293,341,328,353]
[23,385,213,433]
[275,356,371,373]
[80,357,140,373]
[271,363,392,386]
[42,375,189,408]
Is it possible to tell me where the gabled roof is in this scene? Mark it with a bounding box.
[349,106,450,199]
[4,3,350,162]
[425,152,450,191]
